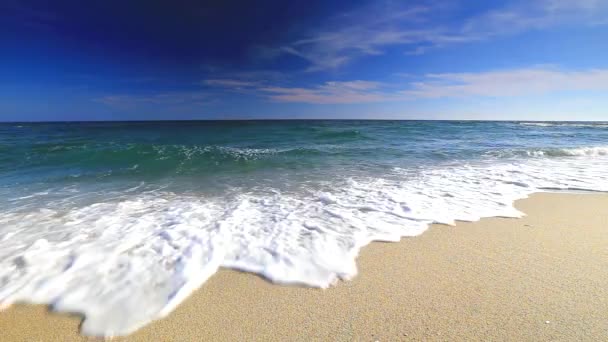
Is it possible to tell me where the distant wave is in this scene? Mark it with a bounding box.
[3,143,358,181]
[21,143,300,165]
[528,146,608,157]
[519,122,608,128]
[314,128,372,141]
[486,146,608,158]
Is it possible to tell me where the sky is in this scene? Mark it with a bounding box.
[1,0,608,121]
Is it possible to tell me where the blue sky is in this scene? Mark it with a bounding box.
[1,0,608,121]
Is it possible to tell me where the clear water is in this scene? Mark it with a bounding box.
[1,120,607,335]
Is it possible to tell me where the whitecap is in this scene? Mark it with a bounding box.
[1,153,608,336]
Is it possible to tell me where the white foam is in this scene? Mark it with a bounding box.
[1,155,608,336]
[486,146,608,158]
[154,145,279,161]
[520,122,555,127]
[554,146,608,156]
[520,122,608,128]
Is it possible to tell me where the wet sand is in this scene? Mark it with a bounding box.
[2,193,607,341]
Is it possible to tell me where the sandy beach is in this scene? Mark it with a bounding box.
[1,192,607,341]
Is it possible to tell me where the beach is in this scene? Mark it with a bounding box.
[3,0,608,339]
[2,192,607,341]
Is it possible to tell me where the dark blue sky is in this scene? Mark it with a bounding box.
[2,0,608,121]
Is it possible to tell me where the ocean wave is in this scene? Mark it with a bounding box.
[315,129,371,141]
[1,155,608,336]
[519,122,608,128]
[15,143,387,180]
[18,144,319,173]
[486,146,608,158]
[26,143,332,162]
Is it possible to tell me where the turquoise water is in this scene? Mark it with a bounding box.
[1,120,608,335]
[2,121,607,196]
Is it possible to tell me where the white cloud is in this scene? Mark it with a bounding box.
[244,67,608,104]
[404,67,608,99]
[461,0,608,38]
[103,67,608,106]
[260,81,393,104]
[280,4,435,71]
[204,79,260,88]
[278,0,608,71]
[96,92,207,108]
[201,70,287,91]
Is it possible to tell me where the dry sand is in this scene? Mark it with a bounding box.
[1,192,607,341]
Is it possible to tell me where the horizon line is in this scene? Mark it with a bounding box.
[2,118,608,124]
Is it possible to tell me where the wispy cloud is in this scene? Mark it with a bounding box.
[204,79,260,88]
[202,68,286,82]
[105,67,608,106]
[200,69,287,92]
[211,67,608,104]
[278,0,608,71]
[404,67,608,99]
[460,0,608,39]
[279,4,435,71]
[259,81,393,104]
[96,91,207,108]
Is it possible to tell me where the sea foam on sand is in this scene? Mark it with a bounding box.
[1,153,608,336]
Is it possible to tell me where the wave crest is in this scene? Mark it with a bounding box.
[519,122,608,128]
[487,146,608,158]
[2,155,608,335]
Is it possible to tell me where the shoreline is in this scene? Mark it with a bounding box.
[1,192,607,341]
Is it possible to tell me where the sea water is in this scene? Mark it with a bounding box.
[0,120,607,335]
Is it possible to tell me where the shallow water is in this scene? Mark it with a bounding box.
[1,120,607,335]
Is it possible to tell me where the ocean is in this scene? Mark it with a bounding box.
[1,120,607,335]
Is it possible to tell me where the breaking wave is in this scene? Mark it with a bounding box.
[519,122,608,128]
[1,153,608,335]
[486,146,608,158]
[2,120,608,337]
